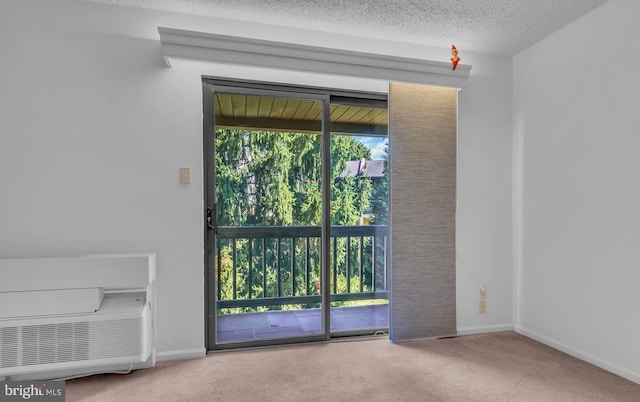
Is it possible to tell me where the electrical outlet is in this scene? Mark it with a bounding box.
[479,299,487,314]
[479,285,487,299]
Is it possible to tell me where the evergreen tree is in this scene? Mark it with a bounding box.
[215,129,374,227]
[214,128,386,313]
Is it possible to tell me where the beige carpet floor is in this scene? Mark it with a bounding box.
[66,332,640,401]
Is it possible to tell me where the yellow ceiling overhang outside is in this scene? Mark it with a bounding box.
[214,93,388,136]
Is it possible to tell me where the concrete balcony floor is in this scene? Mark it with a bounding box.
[216,304,388,343]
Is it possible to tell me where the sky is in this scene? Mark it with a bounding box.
[356,137,388,160]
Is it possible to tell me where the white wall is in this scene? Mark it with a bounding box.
[0,0,513,357]
[457,51,513,334]
[513,0,640,383]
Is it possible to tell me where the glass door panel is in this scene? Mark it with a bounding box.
[329,102,389,335]
[212,90,326,346]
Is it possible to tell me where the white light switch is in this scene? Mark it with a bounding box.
[179,166,191,184]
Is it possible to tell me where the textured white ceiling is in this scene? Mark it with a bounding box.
[88,0,609,55]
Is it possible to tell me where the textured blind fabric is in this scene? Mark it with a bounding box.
[389,83,457,341]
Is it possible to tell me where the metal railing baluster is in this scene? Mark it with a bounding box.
[262,238,267,297]
[232,239,237,300]
[305,237,310,296]
[372,236,377,292]
[291,238,296,296]
[248,239,253,299]
[359,236,364,293]
[332,236,337,295]
[383,236,388,291]
[217,238,221,301]
[277,238,282,297]
[346,236,351,294]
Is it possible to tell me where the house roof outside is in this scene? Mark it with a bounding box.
[339,159,385,180]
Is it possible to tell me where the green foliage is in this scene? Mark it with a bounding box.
[215,130,377,227]
[214,129,389,313]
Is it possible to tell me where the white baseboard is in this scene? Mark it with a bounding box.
[156,348,207,362]
[457,324,513,336]
[515,326,640,385]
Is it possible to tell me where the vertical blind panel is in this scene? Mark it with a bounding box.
[389,83,457,341]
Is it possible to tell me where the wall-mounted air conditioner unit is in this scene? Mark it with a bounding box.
[0,254,156,380]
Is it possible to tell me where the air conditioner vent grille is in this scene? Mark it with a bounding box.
[89,318,143,359]
[19,322,89,366]
[1,327,18,368]
[0,318,143,369]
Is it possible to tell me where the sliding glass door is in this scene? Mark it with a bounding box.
[329,100,389,336]
[206,86,328,348]
[204,81,389,350]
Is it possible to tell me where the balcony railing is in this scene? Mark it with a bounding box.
[215,225,389,310]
